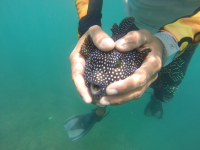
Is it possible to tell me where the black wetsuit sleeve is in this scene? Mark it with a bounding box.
[75,0,103,38]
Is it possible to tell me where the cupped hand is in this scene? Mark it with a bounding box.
[69,25,115,104]
[99,29,164,105]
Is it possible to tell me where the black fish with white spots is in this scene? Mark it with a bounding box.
[80,18,151,100]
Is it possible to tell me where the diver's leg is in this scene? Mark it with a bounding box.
[145,44,198,119]
[96,106,107,116]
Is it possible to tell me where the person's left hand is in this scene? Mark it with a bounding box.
[99,29,164,105]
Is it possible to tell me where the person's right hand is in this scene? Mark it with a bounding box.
[69,25,115,105]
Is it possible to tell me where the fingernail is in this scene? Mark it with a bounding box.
[100,98,110,105]
[96,103,106,107]
[100,38,114,48]
[116,38,125,46]
[107,89,118,95]
[83,95,92,103]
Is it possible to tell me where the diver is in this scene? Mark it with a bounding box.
[64,0,200,141]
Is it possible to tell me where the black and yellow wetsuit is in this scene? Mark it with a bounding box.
[74,0,200,102]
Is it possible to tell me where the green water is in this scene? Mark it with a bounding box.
[0,0,200,150]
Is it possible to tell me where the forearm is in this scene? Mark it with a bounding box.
[75,0,103,38]
[155,11,200,66]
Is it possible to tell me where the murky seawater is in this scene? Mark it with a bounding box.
[0,0,200,150]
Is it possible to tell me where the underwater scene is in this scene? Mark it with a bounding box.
[0,0,200,150]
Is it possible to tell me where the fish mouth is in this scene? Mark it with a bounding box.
[89,83,102,95]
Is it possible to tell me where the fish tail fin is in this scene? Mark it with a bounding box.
[111,23,119,36]
[119,17,135,34]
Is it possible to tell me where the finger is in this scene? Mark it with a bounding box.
[88,25,115,51]
[71,53,85,72]
[115,30,151,52]
[91,99,106,107]
[101,90,142,105]
[100,77,156,105]
[73,73,92,103]
[106,56,160,95]
[72,60,92,103]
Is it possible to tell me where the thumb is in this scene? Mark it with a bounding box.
[88,25,115,51]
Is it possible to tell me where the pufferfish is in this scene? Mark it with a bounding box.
[80,17,151,100]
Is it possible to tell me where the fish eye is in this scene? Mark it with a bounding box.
[115,60,121,68]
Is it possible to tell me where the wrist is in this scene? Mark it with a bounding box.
[155,37,165,63]
[154,32,180,67]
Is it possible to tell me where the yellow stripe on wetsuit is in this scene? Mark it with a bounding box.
[75,0,89,20]
[163,11,200,57]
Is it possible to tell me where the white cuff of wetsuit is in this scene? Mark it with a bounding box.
[154,32,180,67]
